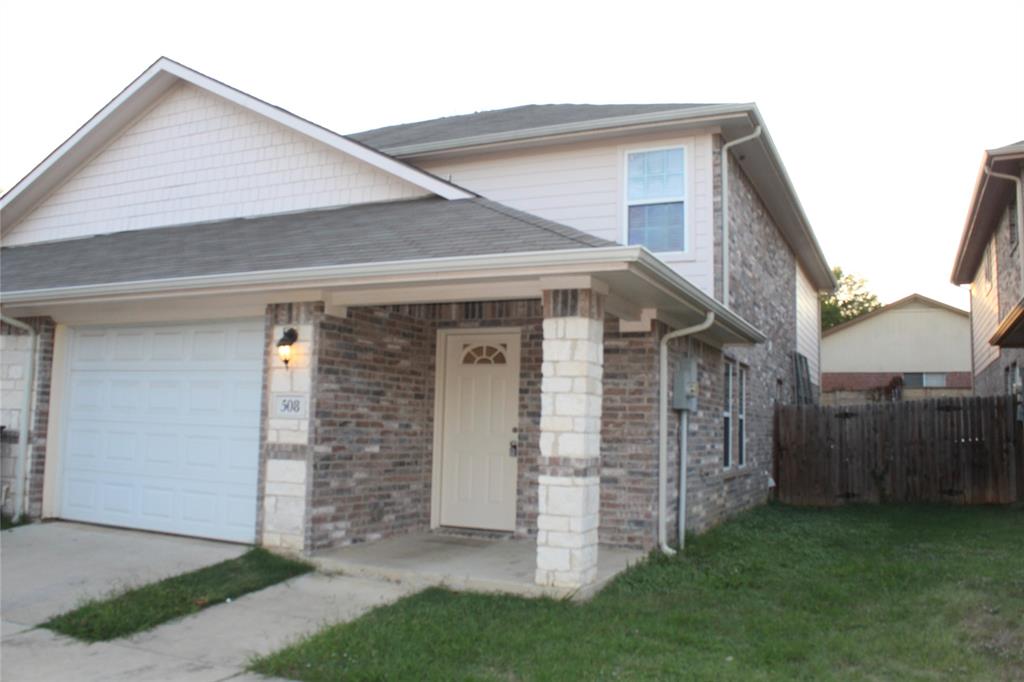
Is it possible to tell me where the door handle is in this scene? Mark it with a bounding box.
[509,440,519,458]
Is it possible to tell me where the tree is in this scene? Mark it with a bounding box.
[820,266,881,330]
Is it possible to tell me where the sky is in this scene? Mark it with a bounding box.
[1,0,1021,310]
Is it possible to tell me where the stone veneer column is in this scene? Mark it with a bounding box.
[536,289,604,588]
[261,303,319,553]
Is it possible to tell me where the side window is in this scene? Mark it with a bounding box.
[625,147,686,253]
[982,239,994,293]
[737,366,747,467]
[723,360,734,468]
[1010,197,1019,249]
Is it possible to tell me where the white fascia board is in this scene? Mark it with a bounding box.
[381,104,758,158]
[0,58,473,232]
[0,247,644,304]
[1,245,764,344]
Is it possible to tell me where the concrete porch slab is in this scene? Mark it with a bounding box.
[311,532,645,600]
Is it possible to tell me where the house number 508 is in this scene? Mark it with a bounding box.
[272,393,307,418]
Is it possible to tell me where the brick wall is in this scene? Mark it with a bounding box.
[307,300,545,551]
[310,306,434,550]
[975,206,1024,396]
[599,320,659,547]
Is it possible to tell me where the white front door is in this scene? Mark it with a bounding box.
[59,320,263,542]
[439,331,521,531]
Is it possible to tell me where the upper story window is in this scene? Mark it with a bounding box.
[625,147,686,253]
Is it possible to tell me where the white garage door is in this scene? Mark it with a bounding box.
[60,320,264,542]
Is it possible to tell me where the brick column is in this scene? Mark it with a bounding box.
[260,302,320,554]
[536,289,604,588]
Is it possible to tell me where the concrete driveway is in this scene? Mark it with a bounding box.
[1,521,247,627]
[1,522,414,681]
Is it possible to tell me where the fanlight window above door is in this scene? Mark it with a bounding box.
[462,344,508,365]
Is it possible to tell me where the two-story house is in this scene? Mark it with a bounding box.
[0,58,832,593]
[951,141,1024,395]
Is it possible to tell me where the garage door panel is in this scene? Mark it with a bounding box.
[140,486,174,520]
[61,320,262,543]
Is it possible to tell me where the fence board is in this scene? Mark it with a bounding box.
[774,396,1021,506]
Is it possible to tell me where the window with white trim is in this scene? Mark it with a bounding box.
[723,360,735,468]
[738,365,747,467]
[626,147,686,252]
[903,372,947,388]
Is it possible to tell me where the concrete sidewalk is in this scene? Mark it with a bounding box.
[1,522,415,681]
[1,573,413,681]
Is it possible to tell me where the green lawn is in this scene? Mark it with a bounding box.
[1,514,28,530]
[44,548,311,641]
[252,504,1023,681]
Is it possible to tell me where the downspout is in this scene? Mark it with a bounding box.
[678,394,689,548]
[720,126,763,308]
[0,315,36,522]
[984,165,1024,286]
[658,311,715,554]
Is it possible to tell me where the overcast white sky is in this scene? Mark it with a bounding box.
[2,0,1021,309]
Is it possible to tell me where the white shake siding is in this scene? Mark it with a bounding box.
[6,82,428,245]
[420,130,718,295]
[796,264,821,385]
[970,237,1000,373]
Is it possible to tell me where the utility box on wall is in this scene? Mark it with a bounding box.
[672,357,699,412]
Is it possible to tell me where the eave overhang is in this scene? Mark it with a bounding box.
[990,299,1024,347]
[951,146,1024,285]
[0,246,764,347]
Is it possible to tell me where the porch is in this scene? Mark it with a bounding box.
[311,531,644,600]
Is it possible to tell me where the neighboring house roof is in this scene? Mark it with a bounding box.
[822,293,968,337]
[951,140,1024,284]
[0,57,474,235]
[350,104,717,150]
[0,197,612,292]
[351,102,836,292]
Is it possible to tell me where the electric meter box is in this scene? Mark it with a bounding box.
[672,357,699,412]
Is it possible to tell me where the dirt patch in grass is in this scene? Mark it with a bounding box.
[44,548,311,642]
[964,607,1024,680]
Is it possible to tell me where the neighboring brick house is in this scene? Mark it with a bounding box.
[820,294,972,405]
[0,58,832,591]
[951,141,1024,396]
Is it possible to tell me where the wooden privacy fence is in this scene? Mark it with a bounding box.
[774,396,1022,505]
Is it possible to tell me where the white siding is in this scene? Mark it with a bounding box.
[420,130,717,295]
[971,237,1000,373]
[822,301,971,373]
[6,82,428,245]
[795,265,821,385]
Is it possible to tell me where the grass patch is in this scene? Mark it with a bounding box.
[252,505,1023,681]
[44,547,311,641]
[1,513,29,530]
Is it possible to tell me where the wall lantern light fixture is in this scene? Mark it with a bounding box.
[276,328,298,367]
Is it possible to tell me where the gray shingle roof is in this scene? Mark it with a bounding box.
[350,104,717,151]
[0,198,615,293]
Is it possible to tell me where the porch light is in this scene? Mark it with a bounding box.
[276,328,298,367]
